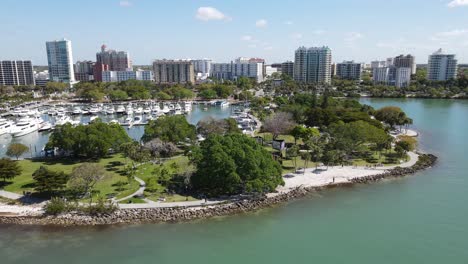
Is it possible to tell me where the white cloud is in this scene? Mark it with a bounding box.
[196,7,230,21]
[248,44,257,49]
[290,33,303,40]
[264,46,273,51]
[345,32,364,42]
[119,1,132,7]
[284,21,294,25]
[241,35,253,41]
[448,0,468,7]
[433,29,468,38]
[255,19,268,28]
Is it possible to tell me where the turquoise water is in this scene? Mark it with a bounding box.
[1,99,468,263]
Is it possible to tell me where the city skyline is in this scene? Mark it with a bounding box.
[1,0,468,64]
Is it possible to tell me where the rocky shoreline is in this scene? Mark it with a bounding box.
[0,154,437,226]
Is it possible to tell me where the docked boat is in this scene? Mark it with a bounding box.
[116,105,126,114]
[38,122,52,132]
[133,116,143,125]
[89,106,101,114]
[11,118,39,137]
[143,108,151,114]
[72,107,82,115]
[106,107,115,115]
[0,119,14,135]
[134,107,143,115]
[90,116,99,122]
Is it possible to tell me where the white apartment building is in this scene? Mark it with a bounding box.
[395,67,412,88]
[211,59,264,83]
[102,70,153,83]
[427,49,458,81]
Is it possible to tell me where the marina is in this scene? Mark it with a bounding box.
[0,100,249,158]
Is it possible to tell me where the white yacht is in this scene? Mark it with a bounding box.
[184,101,192,113]
[38,122,52,132]
[143,107,151,114]
[133,116,143,125]
[106,106,115,115]
[162,104,170,114]
[126,106,134,116]
[116,105,126,114]
[72,107,82,115]
[0,119,14,135]
[55,115,72,126]
[89,106,101,114]
[134,107,143,115]
[11,118,39,137]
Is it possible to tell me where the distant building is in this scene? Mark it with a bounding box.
[34,71,49,87]
[74,60,95,82]
[0,60,34,86]
[96,44,132,72]
[294,46,332,84]
[281,61,294,78]
[192,59,212,80]
[394,54,416,75]
[265,65,278,77]
[93,62,109,82]
[427,49,458,81]
[371,61,386,69]
[46,38,75,84]
[153,60,195,84]
[211,58,264,83]
[330,63,337,77]
[102,70,153,83]
[336,61,363,80]
[395,67,412,88]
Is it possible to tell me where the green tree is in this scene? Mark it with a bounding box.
[0,158,22,183]
[6,143,29,160]
[286,145,300,170]
[191,134,283,197]
[142,115,196,143]
[68,163,107,199]
[47,121,131,158]
[32,166,69,194]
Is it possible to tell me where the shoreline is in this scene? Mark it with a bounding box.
[0,153,437,226]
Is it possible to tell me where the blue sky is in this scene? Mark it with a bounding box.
[1,0,467,64]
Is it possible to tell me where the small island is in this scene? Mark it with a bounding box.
[0,92,437,225]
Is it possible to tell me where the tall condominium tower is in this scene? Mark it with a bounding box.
[427,49,458,81]
[153,60,195,84]
[46,38,75,83]
[294,46,332,84]
[281,61,294,78]
[96,44,132,71]
[0,60,34,86]
[394,54,416,75]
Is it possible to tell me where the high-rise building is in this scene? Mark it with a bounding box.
[371,61,386,69]
[192,59,212,80]
[336,61,364,80]
[46,38,75,84]
[394,55,416,75]
[211,58,264,83]
[93,62,109,82]
[153,60,195,84]
[281,61,294,78]
[427,49,458,81]
[293,46,332,84]
[102,70,153,83]
[395,67,412,88]
[0,60,34,86]
[74,60,95,82]
[96,44,132,72]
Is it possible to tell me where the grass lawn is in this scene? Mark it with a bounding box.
[2,154,140,201]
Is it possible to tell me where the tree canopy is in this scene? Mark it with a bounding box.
[191,134,283,197]
[32,166,69,194]
[142,115,196,143]
[0,158,22,183]
[6,143,29,160]
[47,121,131,158]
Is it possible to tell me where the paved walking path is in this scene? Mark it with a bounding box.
[114,177,146,202]
[0,190,22,200]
